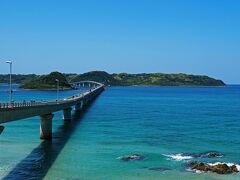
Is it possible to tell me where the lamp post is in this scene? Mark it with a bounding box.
[56,79,59,102]
[5,61,12,103]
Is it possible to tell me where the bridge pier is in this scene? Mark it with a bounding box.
[0,126,4,135]
[40,113,54,140]
[63,108,72,121]
[0,82,104,140]
[82,98,89,108]
[75,103,82,112]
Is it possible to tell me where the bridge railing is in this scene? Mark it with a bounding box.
[70,81,104,89]
[0,85,104,109]
[0,100,58,109]
[0,95,80,109]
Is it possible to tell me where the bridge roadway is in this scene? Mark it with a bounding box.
[0,82,104,139]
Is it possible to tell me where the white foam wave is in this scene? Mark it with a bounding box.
[186,168,202,174]
[163,154,193,161]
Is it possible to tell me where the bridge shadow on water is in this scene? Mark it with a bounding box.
[3,105,93,180]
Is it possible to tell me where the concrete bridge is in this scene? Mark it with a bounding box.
[0,81,105,139]
[70,80,103,89]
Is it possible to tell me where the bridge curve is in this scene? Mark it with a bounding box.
[70,81,104,89]
[0,83,105,139]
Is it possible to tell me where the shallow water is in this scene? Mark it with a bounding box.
[0,85,240,179]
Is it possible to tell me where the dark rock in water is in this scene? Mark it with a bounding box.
[148,167,171,172]
[199,152,223,158]
[193,162,211,172]
[189,162,239,174]
[231,165,239,173]
[181,152,223,159]
[206,152,222,158]
[120,154,145,161]
[211,164,239,174]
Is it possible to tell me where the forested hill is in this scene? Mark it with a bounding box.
[0,71,225,88]
[19,72,72,90]
[0,74,37,84]
[68,71,225,86]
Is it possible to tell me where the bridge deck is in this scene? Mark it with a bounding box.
[0,85,104,124]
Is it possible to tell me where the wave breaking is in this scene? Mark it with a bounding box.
[163,152,223,161]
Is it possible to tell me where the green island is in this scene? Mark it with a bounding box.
[68,71,225,86]
[19,72,72,90]
[0,71,225,90]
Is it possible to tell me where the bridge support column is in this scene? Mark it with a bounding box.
[75,103,81,112]
[40,113,54,140]
[63,108,72,121]
[83,99,89,108]
[0,126,4,135]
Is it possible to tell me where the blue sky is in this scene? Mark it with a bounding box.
[0,0,239,83]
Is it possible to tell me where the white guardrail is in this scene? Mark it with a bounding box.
[0,85,103,109]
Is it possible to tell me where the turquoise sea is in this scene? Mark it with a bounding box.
[0,84,240,180]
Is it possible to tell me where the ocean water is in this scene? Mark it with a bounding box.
[0,84,240,180]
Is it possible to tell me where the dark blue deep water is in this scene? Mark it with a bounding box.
[0,85,240,179]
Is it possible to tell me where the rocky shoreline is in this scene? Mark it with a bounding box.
[118,152,240,175]
[188,162,240,174]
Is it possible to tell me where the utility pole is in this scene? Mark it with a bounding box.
[56,79,59,102]
[5,61,12,103]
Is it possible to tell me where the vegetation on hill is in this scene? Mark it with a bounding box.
[0,74,37,84]
[20,72,72,90]
[67,71,119,85]
[68,71,225,86]
[1,71,225,90]
[111,73,225,86]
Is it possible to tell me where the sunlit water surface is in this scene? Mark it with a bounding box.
[0,84,240,180]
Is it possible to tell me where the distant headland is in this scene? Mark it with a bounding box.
[0,71,225,90]
[19,72,72,90]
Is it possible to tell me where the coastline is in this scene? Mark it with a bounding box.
[20,84,227,91]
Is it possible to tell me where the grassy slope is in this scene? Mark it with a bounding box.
[69,71,225,86]
[1,71,225,89]
[20,72,72,90]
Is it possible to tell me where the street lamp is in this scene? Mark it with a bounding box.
[5,61,12,103]
[56,79,59,102]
